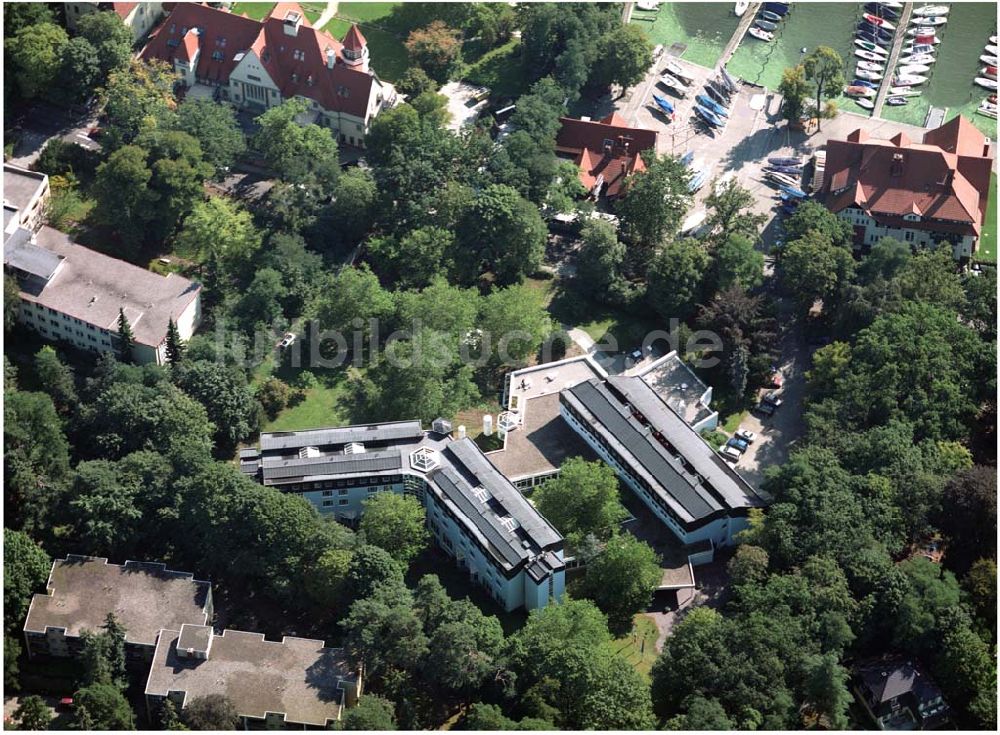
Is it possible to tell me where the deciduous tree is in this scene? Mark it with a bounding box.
[581,534,661,634]
[534,458,627,547]
[802,47,844,131]
[360,493,429,566]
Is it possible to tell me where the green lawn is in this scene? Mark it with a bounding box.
[324,17,409,81]
[606,614,660,678]
[334,2,400,24]
[977,172,997,263]
[230,2,275,20]
[462,38,530,99]
[254,356,359,432]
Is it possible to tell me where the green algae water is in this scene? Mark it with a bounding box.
[879,2,997,139]
[630,2,740,69]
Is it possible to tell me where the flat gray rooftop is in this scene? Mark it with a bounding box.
[259,421,424,453]
[636,353,715,426]
[564,377,763,523]
[146,628,353,727]
[3,164,47,211]
[24,557,211,646]
[4,228,63,280]
[19,227,201,347]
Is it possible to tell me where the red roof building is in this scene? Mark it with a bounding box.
[140,2,396,148]
[555,113,658,199]
[821,116,993,260]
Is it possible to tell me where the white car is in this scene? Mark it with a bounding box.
[278,332,296,349]
[735,428,757,444]
[720,445,742,462]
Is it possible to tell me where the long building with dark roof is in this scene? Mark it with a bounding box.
[240,421,566,612]
[560,376,766,548]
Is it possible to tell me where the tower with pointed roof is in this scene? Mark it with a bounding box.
[341,24,369,73]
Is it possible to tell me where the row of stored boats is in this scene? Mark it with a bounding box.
[652,61,740,134]
[746,2,791,43]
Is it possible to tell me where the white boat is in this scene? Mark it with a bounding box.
[913,5,949,15]
[664,60,695,83]
[907,27,938,37]
[855,98,875,110]
[899,53,935,65]
[749,27,774,41]
[991,36,998,44]
[903,43,939,54]
[898,64,931,74]
[880,1,903,7]
[888,87,921,97]
[981,55,998,65]
[845,85,876,97]
[909,15,947,26]
[975,77,999,90]
[734,1,750,16]
[855,39,890,55]
[977,105,998,119]
[986,45,999,55]
[856,50,886,62]
[857,60,885,72]
[856,69,883,81]
[660,73,689,93]
[637,1,660,10]
[894,74,928,86]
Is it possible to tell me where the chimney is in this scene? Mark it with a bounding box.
[283,10,302,36]
[890,153,904,178]
[326,48,336,69]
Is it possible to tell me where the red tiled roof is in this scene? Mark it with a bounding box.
[141,2,379,119]
[556,115,657,198]
[821,116,993,238]
[112,2,138,19]
[177,28,199,63]
[343,24,366,52]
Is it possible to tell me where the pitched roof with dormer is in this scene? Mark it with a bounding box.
[141,2,386,120]
[822,116,993,238]
[555,114,658,198]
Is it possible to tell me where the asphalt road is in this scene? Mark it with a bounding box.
[7,101,100,168]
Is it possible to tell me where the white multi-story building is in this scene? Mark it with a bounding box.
[241,421,566,612]
[140,1,397,148]
[4,226,201,365]
[560,376,767,552]
[821,116,994,261]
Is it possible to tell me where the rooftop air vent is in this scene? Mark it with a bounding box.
[344,442,366,455]
[298,446,320,459]
[409,447,439,472]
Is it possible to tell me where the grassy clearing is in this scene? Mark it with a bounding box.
[721,410,747,434]
[462,38,530,99]
[977,172,997,263]
[548,285,657,353]
[230,2,275,20]
[606,614,660,678]
[323,16,409,81]
[335,2,400,24]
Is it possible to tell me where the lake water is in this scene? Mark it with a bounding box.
[631,2,740,69]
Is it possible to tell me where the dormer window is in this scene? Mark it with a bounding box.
[903,213,921,222]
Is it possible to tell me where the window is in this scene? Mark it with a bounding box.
[338,488,348,496]
[338,498,349,506]
[322,500,334,507]
[322,490,333,497]
[212,50,223,61]
[248,74,261,82]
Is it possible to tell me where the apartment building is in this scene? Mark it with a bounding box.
[821,115,994,260]
[240,421,567,612]
[4,226,201,365]
[145,626,360,729]
[560,376,767,552]
[3,164,50,233]
[140,1,397,148]
[22,556,213,665]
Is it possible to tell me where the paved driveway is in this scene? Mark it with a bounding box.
[726,297,809,493]
[6,101,100,168]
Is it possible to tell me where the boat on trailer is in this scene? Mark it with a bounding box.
[652,94,675,115]
[768,156,802,167]
[694,104,724,128]
[720,66,739,92]
[664,60,695,83]
[697,94,729,118]
[659,73,689,94]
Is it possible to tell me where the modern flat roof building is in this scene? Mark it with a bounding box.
[241,422,566,612]
[3,164,49,234]
[145,626,360,729]
[4,225,201,364]
[560,375,766,550]
[23,556,212,664]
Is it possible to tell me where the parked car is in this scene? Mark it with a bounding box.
[762,391,783,407]
[726,437,750,454]
[735,428,757,444]
[278,332,296,350]
[57,698,74,712]
[720,445,742,462]
[768,370,784,388]
[755,401,776,416]
[629,348,643,360]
